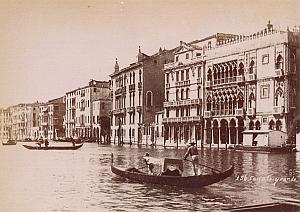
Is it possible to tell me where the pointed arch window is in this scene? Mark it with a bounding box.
[275,87,284,106]
[248,93,255,108]
[275,55,283,69]
[146,91,153,107]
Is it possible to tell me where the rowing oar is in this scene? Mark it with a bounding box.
[184,159,222,173]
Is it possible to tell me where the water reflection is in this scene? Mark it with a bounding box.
[0,143,299,211]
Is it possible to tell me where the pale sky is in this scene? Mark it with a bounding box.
[1,0,300,108]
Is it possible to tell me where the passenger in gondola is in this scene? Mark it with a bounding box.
[44,139,49,147]
[183,141,199,176]
[70,137,75,147]
[143,152,154,175]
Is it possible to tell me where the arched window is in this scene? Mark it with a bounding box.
[276,120,282,131]
[269,120,275,130]
[176,89,179,101]
[186,88,189,99]
[197,87,201,98]
[255,121,261,130]
[275,55,283,69]
[237,92,244,108]
[181,89,185,100]
[166,91,169,101]
[275,87,283,106]
[207,68,212,81]
[249,121,254,130]
[133,72,135,83]
[249,60,255,74]
[146,91,153,107]
[238,63,245,75]
[207,96,212,111]
[248,93,255,108]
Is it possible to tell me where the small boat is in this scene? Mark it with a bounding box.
[22,143,83,150]
[111,153,234,188]
[2,140,17,146]
[234,145,295,153]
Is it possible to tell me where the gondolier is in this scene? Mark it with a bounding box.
[183,141,199,176]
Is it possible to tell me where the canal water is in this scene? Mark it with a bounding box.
[0,142,299,211]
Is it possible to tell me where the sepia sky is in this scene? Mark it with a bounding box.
[1,0,300,108]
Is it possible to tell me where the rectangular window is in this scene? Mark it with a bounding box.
[260,85,270,99]
[186,53,189,59]
[176,56,179,61]
[181,70,184,81]
[166,73,169,83]
[176,72,179,82]
[262,54,269,64]
[186,69,189,80]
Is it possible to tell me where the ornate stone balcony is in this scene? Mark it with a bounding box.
[113,108,126,115]
[175,80,190,87]
[127,106,135,113]
[235,108,245,117]
[205,81,212,87]
[247,73,256,81]
[136,106,142,113]
[162,116,201,123]
[236,75,245,83]
[163,99,201,108]
[275,68,283,77]
[115,86,126,95]
[247,108,256,116]
[129,84,135,92]
[138,82,142,90]
[204,111,212,119]
[273,106,284,115]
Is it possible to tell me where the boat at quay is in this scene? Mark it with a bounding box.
[2,140,17,146]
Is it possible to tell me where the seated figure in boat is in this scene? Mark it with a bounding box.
[143,152,154,175]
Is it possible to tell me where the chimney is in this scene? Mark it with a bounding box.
[114,58,119,72]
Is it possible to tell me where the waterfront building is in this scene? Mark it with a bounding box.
[203,22,300,146]
[110,47,174,145]
[74,80,110,139]
[0,108,11,140]
[150,110,164,146]
[39,97,65,140]
[9,103,34,140]
[163,35,235,146]
[65,89,77,138]
[91,96,111,142]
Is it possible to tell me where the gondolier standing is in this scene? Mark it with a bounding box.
[184,141,199,176]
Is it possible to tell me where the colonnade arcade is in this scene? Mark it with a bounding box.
[205,118,244,145]
[164,122,202,145]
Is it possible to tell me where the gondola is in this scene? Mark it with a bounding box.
[2,140,17,146]
[111,153,234,188]
[22,143,83,150]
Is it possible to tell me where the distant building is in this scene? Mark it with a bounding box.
[203,22,300,146]
[73,80,110,139]
[110,47,174,145]
[0,108,10,140]
[65,89,77,138]
[39,97,65,140]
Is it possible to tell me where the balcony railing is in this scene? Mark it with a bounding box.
[127,106,135,113]
[115,86,126,95]
[205,81,212,87]
[247,73,256,81]
[163,99,201,108]
[175,80,190,87]
[235,108,244,117]
[273,106,284,115]
[236,75,245,83]
[136,106,142,113]
[197,78,202,84]
[275,68,283,77]
[204,111,212,118]
[247,108,256,116]
[162,116,201,123]
[129,84,135,92]
[138,82,142,90]
[113,108,126,115]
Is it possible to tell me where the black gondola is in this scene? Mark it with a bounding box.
[111,153,234,188]
[22,143,83,150]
